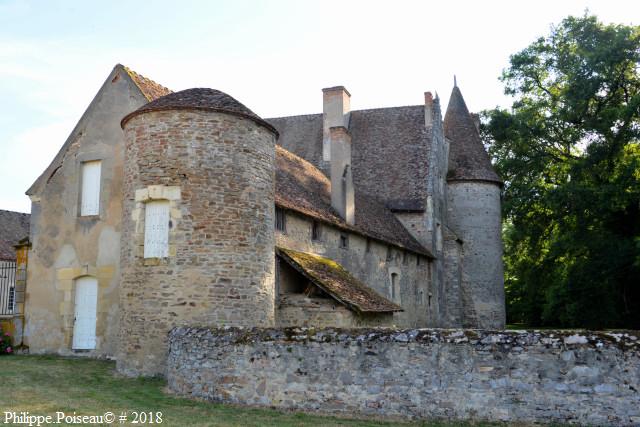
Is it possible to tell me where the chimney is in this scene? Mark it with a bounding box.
[424,91,434,128]
[329,126,355,225]
[322,86,351,162]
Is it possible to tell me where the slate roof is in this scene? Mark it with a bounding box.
[444,86,502,184]
[267,105,432,211]
[275,146,432,256]
[0,210,30,261]
[277,247,402,313]
[123,65,172,101]
[121,88,278,135]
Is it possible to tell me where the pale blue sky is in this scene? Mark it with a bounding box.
[1,0,638,212]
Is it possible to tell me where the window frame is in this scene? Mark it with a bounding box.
[144,199,171,259]
[79,160,102,217]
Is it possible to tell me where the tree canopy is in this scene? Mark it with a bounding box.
[483,14,640,329]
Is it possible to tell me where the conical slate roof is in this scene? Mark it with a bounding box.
[444,85,501,184]
[121,88,277,135]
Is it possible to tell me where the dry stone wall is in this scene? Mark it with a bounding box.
[168,327,640,426]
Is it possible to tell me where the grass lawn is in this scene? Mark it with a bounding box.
[0,355,509,427]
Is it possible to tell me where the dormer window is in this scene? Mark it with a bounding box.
[80,160,101,216]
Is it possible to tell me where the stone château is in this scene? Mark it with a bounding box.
[22,64,504,375]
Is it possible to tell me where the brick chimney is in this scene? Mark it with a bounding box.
[424,91,434,128]
[322,86,351,161]
[329,126,355,225]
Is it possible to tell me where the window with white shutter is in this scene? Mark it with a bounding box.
[144,200,170,258]
[80,161,101,216]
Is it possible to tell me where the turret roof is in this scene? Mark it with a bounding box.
[121,88,278,135]
[444,85,502,184]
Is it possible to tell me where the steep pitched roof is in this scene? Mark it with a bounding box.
[444,86,502,184]
[267,105,432,211]
[26,64,170,196]
[121,88,277,135]
[277,247,402,313]
[275,146,432,256]
[122,65,172,101]
[0,210,30,260]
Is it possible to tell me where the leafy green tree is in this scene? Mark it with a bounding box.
[483,14,640,329]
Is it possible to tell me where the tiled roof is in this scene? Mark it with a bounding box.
[122,65,172,102]
[444,86,502,184]
[121,88,278,135]
[277,247,402,313]
[0,210,30,260]
[275,146,432,256]
[267,105,432,211]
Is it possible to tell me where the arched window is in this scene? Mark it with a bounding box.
[390,272,400,303]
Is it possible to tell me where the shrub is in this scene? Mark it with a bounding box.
[0,328,12,354]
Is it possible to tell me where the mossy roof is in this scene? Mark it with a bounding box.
[277,247,402,314]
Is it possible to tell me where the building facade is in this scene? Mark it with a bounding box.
[22,64,504,376]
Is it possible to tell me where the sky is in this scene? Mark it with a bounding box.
[0,0,638,213]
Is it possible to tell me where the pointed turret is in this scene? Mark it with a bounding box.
[444,82,505,329]
[444,85,501,184]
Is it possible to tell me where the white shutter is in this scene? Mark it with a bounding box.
[80,161,101,216]
[144,200,170,258]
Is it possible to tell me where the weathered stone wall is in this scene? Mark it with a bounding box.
[276,211,434,327]
[446,182,504,329]
[119,109,276,376]
[277,294,392,328]
[168,327,640,426]
[24,66,147,357]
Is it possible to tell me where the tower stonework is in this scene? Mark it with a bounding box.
[444,85,505,329]
[118,89,277,376]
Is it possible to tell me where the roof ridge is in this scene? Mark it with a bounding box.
[266,104,424,122]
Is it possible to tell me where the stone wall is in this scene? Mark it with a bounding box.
[276,210,434,327]
[24,65,147,357]
[119,109,276,376]
[168,327,640,426]
[446,182,505,329]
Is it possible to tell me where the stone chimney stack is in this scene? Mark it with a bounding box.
[322,86,351,161]
[424,91,434,128]
[329,126,355,225]
[323,86,354,225]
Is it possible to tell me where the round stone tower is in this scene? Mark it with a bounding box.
[444,84,505,329]
[118,88,278,376]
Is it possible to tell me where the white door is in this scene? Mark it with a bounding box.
[72,276,98,350]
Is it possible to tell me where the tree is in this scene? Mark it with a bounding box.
[483,14,640,329]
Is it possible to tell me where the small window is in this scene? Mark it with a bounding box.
[390,272,400,303]
[417,256,421,266]
[144,200,170,258]
[386,246,393,261]
[275,208,286,232]
[80,160,101,216]
[365,238,371,253]
[311,221,321,241]
[339,234,348,249]
[402,251,409,265]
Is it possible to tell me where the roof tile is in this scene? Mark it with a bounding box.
[277,247,402,313]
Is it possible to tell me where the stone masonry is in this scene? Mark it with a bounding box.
[118,108,277,376]
[168,327,640,426]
